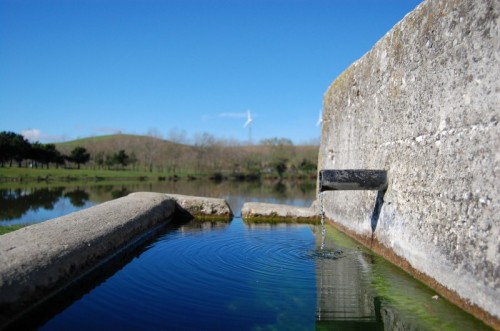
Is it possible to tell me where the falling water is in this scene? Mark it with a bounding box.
[315,192,343,260]
[319,191,325,250]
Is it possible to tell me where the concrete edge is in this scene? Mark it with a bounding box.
[166,193,234,221]
[241,202,321,224]
[0,192,233,329]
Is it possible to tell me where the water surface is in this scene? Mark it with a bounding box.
[1,181,492,330]
[0,180,314,225]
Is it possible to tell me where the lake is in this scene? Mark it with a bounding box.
[0,180,492,330]
[0,180,315,226]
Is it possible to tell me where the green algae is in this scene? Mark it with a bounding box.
[320,223,493,330]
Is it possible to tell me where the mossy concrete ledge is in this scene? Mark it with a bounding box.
[167,194,233,221]
[0,192,232,328]
[241,202,320,223]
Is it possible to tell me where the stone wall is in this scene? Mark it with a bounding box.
[318,0,499,325]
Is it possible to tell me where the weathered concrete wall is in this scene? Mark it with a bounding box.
[318,0,499,326]
[0,192,232,328]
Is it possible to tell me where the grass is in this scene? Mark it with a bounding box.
[0,166,316,184]
[0,224,27,235]
[0,167,181,182]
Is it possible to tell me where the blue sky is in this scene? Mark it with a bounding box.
[0,0,423,145]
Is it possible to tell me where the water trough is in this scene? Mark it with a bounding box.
[0,192,232,329]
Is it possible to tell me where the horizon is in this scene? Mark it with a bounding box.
[54,132,320,147]
[1,0,423,145]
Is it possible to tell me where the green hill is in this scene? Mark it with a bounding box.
[54,134,318,179]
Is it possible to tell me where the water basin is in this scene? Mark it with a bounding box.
[12,217,489,331]
[0,182,492,330]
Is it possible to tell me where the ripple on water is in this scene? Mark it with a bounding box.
[40,220,319,331]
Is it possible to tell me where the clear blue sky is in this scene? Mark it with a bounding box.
[0,0,423,145]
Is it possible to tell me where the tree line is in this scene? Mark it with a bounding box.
[1,131,319,180]
[0,131,129,170]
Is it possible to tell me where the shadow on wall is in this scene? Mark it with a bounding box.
[370,189,385,246]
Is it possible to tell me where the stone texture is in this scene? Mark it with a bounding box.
[242,202,320,223]
[166,194,233,220]
[318,0,499,324]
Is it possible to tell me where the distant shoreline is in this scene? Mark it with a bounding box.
[0,167,317,184]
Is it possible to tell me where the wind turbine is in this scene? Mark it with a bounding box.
[316,109,323,127]
[243,109,253,143]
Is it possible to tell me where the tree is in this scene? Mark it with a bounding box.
[298,158,316,173]
[260,137,295,179]
[28,142,60,168]
[69,147,90,169]
[94,151,105,169]
[42,144,63,168]
[0,131,17,167]
[29,142,44,168]
[3,132,31,167]
[144,129,163,172]
[260,137,294,147]
[271,158,288,180]
[0,133,63,168]
[113,150,130,169]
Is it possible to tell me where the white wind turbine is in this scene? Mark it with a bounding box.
[243,109,253,143]
[316,109,323,127]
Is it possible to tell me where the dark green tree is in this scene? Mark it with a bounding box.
[0,131,16,166]
[0,132,32,167]
[43,144,61,168]
[113,150,130,169]
[32,143,63,169]
[0,132,60,168]
[29,142,44,168]
[69,146,90,169]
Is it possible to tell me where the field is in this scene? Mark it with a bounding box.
[1,134,319,182]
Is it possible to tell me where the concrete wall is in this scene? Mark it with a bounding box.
[318,0,499,326]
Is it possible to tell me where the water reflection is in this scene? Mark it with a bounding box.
[315,225,382,328]
[177,219,231,232]
[313,226,492,330]
[64,189,89,207]
[0,187,65,223]
[0,180,316,226]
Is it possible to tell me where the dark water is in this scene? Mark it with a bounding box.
[39,220,318,331]
[0,181,492,330]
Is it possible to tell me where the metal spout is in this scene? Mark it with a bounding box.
[319,169,388,192]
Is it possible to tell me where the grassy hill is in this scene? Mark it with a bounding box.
[56,134,183,154]
[58,134,318,179]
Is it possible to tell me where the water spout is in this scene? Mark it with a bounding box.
[318,169,388,247]
[318,169,387,192]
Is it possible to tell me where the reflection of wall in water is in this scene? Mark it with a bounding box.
[314,227,421,330]
[316,249,375,322]
[178,220,230,232]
